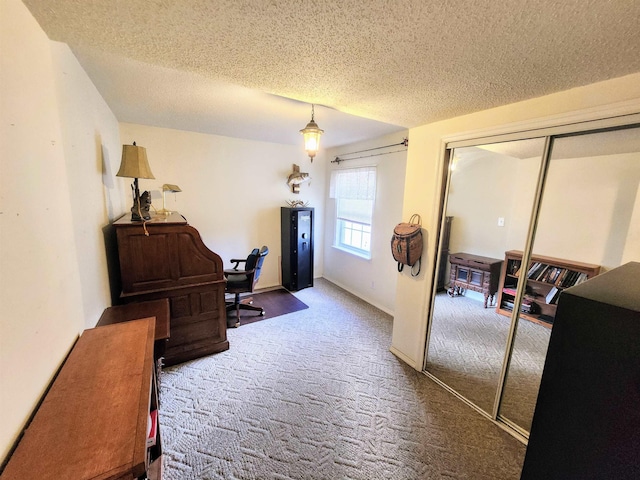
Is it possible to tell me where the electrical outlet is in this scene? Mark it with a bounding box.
[498,217,505,227]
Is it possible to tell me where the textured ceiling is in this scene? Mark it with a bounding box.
[22,0,640,148]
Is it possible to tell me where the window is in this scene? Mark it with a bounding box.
[330,167,376,258]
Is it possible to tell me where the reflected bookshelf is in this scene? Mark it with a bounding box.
[496,250,600,327]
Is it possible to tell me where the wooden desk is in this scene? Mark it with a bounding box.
[448,252,503,308]
[1,319,162,480]
[113,211,228,366]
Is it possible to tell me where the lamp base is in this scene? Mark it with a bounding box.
[130,190,152,221]
[156,209,172,216]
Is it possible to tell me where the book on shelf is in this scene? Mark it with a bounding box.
[574,272,589,285]
[560,270,585,288]
[503,298,535,314]
[534,265,551,281]
[147,409,158,447]
[509,261,521,276]
[545,286,561,305]
[527,262,541,278]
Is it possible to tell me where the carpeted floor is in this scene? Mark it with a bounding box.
[160,279,526,479]
[226,288,309,326]
[426,292,550,432]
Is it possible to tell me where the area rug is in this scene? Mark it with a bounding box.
[226,288,308,326]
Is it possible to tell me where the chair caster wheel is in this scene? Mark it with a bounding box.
[260,310,265,316]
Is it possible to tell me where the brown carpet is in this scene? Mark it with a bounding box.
[226,288,309,326]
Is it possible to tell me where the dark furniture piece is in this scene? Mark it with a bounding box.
[281,207,314,291]
[521,262,640,480]
[496,250,600,327]
[436,216,453,291]
[447,252,502,308]
[1,318,162,480]
[224,246,269,327]
[113,211,228,366]
[97,298,170,362]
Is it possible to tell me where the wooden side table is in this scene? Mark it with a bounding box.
[448,252,503,308]
[1,319,162,479]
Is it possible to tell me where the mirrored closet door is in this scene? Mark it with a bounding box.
[424,120,640,437]
[498,125,640,433]
[424,137,546,414]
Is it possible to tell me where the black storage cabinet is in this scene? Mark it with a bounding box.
[521,261,640,480]
[281,207,314,291]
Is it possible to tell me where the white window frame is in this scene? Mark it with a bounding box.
[330,166,377,259]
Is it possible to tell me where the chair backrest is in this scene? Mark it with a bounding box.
[245,248,260,271]
[252,246,269,284]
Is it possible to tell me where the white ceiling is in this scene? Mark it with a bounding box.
[22,0,640,148]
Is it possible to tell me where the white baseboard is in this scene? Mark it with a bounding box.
[389,346,420,370]
[320,275,394,317]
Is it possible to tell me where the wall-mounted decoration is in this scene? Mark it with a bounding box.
[285,199,309,208]
[286,164,311,194]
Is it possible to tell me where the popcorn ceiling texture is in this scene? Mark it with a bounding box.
[23,0,640,141]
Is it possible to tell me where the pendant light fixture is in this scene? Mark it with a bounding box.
[300,104,324,162]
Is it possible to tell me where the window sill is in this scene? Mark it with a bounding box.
[332,244,371,260]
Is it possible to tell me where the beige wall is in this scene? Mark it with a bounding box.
[118,123,327,288]
[323,132,408,314]
[391,74,640,368]
[0,0,123,460]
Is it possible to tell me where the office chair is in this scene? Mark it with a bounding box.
[224,246,269,328]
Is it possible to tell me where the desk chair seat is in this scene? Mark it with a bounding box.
[224,246,269,328]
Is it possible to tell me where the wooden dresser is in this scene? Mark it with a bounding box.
[1,319,162,480]
[447,252,503,308]
[113,211,228,366]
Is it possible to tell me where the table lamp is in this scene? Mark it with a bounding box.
[116,142,155,221]
[158,184,182,215]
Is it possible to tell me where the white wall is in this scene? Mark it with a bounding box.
[0,0,122,461]
[534,152,640,269]
[391,73,640,369]
[323,133,408,314]
[118,123,326,288]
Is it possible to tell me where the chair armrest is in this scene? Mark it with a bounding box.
[228,258,248,270]
[224,267,256,276]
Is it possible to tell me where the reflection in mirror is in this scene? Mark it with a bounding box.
[499,124,640,431]
[425,138,545,415]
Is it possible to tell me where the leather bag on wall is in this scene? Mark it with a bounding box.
[391,214,423,276]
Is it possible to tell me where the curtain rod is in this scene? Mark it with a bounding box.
[331,137,408,164]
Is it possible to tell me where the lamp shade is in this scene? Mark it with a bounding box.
[162,184,182,193]
[116,144,155,179]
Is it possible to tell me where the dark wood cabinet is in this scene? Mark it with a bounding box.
[281,207,314,291]
[113,212,228,366]
[447,252,502,308]
[521,262,640,480]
